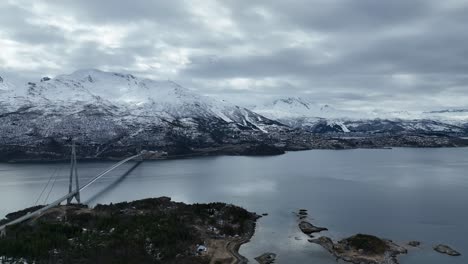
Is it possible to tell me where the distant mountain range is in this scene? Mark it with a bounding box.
[253,97,468,134]
[1,70,467,161]
[426,109,468,113]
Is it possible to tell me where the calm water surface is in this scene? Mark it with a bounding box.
[1,148,467,263]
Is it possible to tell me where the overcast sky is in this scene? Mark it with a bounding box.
[1,0,468,110]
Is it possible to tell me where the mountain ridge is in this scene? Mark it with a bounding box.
[253,96,468,134]
[0,69,290,160]
[1,70,467,161]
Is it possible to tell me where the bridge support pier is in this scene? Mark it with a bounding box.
[67,141,80,204]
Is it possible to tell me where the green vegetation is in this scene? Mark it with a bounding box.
[342,234,389,255]
[0,197,257,264]
[0,205,45,225]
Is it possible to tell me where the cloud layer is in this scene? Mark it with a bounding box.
[1,0,468,110]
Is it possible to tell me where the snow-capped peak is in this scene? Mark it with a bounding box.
[16,69,279,132]
[254,96,345,119]
[27,69,206,105]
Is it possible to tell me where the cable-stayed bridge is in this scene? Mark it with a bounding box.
[0,143,145,235]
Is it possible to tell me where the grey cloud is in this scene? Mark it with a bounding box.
[183,48,319,79]
[225,0,433,32]
[65,43,138,70]
[44,0,190,24]
[9,23,66,45]
[0,4,65,44]
[0,0,468,111]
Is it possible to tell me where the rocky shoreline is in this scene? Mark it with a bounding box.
[293,209,462,264]
[2,134,468,163]
[309,237,462,264]
[433,244,461,256]
[310,235,408,264]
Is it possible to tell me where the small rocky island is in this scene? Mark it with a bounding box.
[0,197,259,264]
[310,234,408,264]
[295,209,407,263]
[433,244,462,256]
[298,221,328,235]
[296,208,462,264]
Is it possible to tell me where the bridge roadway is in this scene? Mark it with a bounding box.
[0,153,143,234]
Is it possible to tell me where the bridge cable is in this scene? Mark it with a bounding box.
[34,168,57,205]
[43,167,61,204]
[0,154,142,232]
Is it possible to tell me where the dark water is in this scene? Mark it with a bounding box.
[1,148,467,263]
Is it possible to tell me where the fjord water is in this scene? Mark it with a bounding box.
[1,148,467,263]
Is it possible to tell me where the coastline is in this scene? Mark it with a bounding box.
[3,142,468,164]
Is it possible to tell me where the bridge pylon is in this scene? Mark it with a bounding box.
[67,140,81,204]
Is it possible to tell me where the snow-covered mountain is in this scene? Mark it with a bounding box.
[253,97,468,134]
[24,69,279,129]
[0,70,285,160]
[253,97,356,133]
[2,72,467,160]
[253,97,352,119]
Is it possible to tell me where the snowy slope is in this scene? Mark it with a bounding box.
[0,76,16,97]
[254,97,355,119]
[0,70,288,160]
[253,97,357,133]
[253,97,468,134]
[23,69,279,130]
[0,75,28,112]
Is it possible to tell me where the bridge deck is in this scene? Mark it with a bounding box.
[0,153,143,233]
